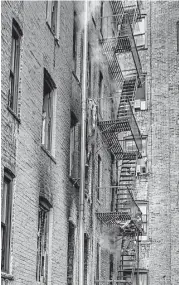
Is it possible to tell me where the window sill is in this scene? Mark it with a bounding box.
[41,145,56,164]
[1,272,14,280]
[7,105,21,124]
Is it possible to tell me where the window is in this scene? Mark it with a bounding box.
[42,69,56,154]
[69,113,79,178]
[73,11,77,73]
[132,271,148,285]
[96,243,100,281]
[67,221,75,285]
[137,201,148,240]
[177,21,179,52]
[109,254,114,280]
[97,155,102,200]
[136,136,148,175]
[9,19,22,113]
[100,1,104,36]
[133,15,147,49]
[36,199,51,284]
[1,171,14,273]
[87,43,92,98]
[46,1,60,39]
[84,234,89,285]
[99,72,104,117]
[135,74,147,111]
[123,270,148,285]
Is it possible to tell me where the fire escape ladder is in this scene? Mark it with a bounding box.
[115,153,137,213]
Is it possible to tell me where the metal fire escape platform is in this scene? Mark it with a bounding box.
[96,185,142,234]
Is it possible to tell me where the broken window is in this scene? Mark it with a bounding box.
[1,170,13,273]
[9,19,22,113]
[134,15,147,49]
[46,1,60,39]
[36,200,50,284]
[67,221,75,285]
[42,69,56,154]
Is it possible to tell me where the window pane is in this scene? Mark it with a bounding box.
[134,18,145,35]
[135,34,145,47]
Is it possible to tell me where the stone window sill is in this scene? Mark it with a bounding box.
[41,145,56,164]
[1,272,14,280]
[7,105,21,124]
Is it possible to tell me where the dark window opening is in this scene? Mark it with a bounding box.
[67,222,75,285]
[1,172,13,273]
[9,19,22,113]
[96,243,100,281]
[70,112,78,178]
[177,21,179,52]
[109,254,114,281]
[84,234,89,285]
[73,11,77,73]
[97,155,102,200]
[99,72,103,116]
[100,1,104,36]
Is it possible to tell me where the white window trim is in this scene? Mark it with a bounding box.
[46,1,60,40]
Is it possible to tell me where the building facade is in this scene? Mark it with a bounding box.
[1,1,179,285]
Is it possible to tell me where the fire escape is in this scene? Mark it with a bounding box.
[95,1,143,284]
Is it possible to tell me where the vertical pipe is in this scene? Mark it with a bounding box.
[79,1,88,285]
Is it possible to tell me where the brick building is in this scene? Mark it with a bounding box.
[1,1,179,285]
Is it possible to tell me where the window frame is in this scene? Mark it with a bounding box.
[133,15,147,50]
[36,199,51,284]
[1,170,14,273]
[137,201,148,240]
[135,73,147,111]
[8,19,22,114]
[46,1,60,40]
[42,69,56,155]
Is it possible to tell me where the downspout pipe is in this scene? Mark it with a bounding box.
[79,1,88,285]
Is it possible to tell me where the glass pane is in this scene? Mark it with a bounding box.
[135,34,145,47]
[134,18,145,35]
[139,273,147,285]
[139,204,147,214]
[1,182,8,224]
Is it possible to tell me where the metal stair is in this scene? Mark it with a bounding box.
[117,77,137,118]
